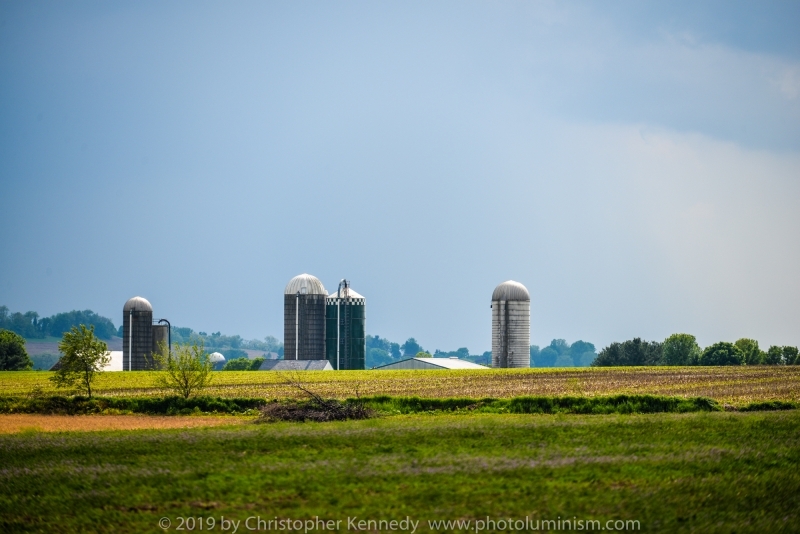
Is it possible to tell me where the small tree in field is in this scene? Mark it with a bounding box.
[51,325,109,398]
[154,341,213,398]
[0,329,33,370]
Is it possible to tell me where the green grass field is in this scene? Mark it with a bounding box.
[3,365,799,405]
[2,411,799,533]
[2,367,798,533]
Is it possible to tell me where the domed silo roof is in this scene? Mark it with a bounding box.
[208,352,226,363]
[123,296,153,312]
[284,273,327,295]
[491,280,530,301]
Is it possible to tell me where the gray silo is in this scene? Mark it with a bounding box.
[491,280,531,368]
[325,280,366,370]
[152,320,170,361]
[123,296,154,371]
[284,274,327,360]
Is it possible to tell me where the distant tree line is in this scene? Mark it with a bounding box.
[1,304,284,364]
[366,335,494,368]
[530,340,598,367]
[593,334,800,367]
[164,327,284,358]
[1,305,117,340]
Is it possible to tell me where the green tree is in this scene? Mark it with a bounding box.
[537,346,559,367]
[593,338,662,367]
[366,347,390,368]
[402,338,423,356]
[554,353,574,367]
[763,346,786,365]
[50,325,110,397]
[569,340,597,367]
[699,342,744,366]
[415,351,432,358]
[154,341,213,398]
[550,339,570,355]
[734,338,764,365]
[529,345,540,366]
[0,329,33,370]
[662,334,701,366]
[787,346,800,365]
[577,351,597,366]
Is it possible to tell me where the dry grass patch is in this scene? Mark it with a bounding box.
[0,414,248,434]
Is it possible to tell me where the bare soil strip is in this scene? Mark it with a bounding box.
[0,414,248,434]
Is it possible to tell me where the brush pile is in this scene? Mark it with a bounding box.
[257,398,374,422]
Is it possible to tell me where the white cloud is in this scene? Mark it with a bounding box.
[536,121,800,348]
[773,65,800,100]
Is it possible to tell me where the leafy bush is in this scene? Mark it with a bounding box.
[154,341,213,398]
[223,358,253,371]
[361,395,722,414]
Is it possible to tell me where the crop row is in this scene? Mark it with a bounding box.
[1,366,798,405]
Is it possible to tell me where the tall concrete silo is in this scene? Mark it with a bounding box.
[491,280,530,368]
[325,280,366,370]
[123,296,154,371]
[284,274,327,360]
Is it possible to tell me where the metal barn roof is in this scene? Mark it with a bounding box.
[258,360,333,371]
[123,296,153,312]
[373,357,490,370]
[491,280,530,302]
[284,273,327,296]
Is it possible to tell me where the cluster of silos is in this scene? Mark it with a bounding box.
[284,273,366,370]
[122,296,170,371]
[325,280,366,370]
[491,280,530,368]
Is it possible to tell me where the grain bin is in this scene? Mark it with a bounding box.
[325,280,366,370]
[209,352,226,370]
[284,274,327,360]
[123,296,154,371]
[491,281,530,368]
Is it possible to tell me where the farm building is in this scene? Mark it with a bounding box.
[373,357,489,370]
[258,360,333,371]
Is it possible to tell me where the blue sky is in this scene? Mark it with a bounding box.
[1,1,798,352]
